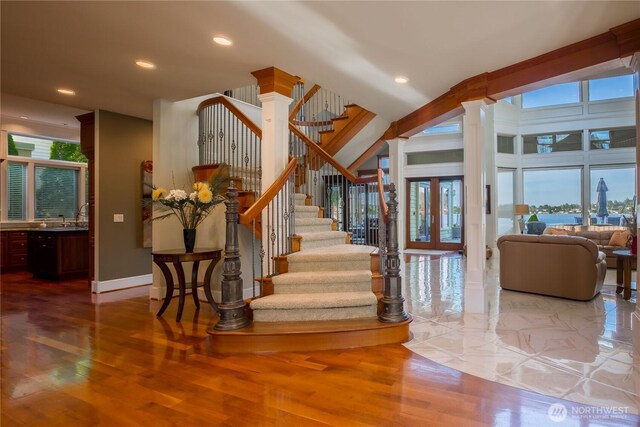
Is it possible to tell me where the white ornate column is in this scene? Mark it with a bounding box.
[630,53,640,355]
[388,138,406,249]
[252,67,298,273]
[462,100,489,314]
[252,67,298,192]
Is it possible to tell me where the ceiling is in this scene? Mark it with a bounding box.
[2,1,639,133]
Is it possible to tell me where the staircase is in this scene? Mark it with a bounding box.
[250,193,378,322]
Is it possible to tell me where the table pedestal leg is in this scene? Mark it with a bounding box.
[173,260,186,322]
[623,258,632,301]
[191,261,201,309]
[616,256,623,294]
[155,261,175,318]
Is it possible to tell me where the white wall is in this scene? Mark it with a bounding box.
[150,94,262,301]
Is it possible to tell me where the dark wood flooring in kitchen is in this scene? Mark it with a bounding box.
[2,271,637,426]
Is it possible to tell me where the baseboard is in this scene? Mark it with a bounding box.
[91,274,153,294]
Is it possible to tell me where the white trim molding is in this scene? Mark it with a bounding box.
[92,274,153,293]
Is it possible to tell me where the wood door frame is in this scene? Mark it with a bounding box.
[406,177,464,251]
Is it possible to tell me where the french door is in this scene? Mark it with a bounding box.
[406,177,464,250]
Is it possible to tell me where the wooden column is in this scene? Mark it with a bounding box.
[214,183,250,331]
[379,183,409,323]
[76,112,95,287]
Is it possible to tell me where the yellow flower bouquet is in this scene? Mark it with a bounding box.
[152,165,230,231]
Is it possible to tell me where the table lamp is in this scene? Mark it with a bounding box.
[515,204,530,234]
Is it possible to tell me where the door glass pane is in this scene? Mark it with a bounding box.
[409,181,430,243]
[440,179,462,244]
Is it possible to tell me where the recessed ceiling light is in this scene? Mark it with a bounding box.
[213,35,232,46]
[136,60,156,69]
[395,76,409,84]
[57,88,76,95]
[19,116,28,120]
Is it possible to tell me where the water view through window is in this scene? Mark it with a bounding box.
[523,168,582,225]
[589,166,636,226]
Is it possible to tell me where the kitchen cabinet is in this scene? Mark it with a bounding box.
[1,231,29,271]
[28,229,88,280]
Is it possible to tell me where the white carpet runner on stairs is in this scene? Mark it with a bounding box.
[250,193,377,322]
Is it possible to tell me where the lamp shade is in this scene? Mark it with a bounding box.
[515,204,530,215]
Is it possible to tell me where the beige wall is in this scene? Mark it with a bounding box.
[96,110,152,281]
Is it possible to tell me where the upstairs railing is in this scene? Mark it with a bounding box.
[290,84,350,144]
[197,96,262,196]
[289,125,385,246]
[223,82,306,110]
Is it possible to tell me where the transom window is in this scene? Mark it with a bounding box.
[522,82,581,109]
[588,74,635,101]
[522,131,582,154]
[589,127,636,150]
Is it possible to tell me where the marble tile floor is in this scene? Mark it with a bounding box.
[402,252,640,415]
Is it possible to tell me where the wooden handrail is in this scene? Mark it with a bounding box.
[377,168,389,221]
[197,96,262,139]
[289,124,362,183]
[289,84,321,121]
[239,158,297,225]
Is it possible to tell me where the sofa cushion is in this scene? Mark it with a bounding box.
[608,230,630,247]
[545,228,570,235]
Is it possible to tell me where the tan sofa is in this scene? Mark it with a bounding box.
[544,227,630,268]
[497,234,606,301]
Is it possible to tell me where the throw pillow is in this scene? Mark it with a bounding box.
[608,230,630,247]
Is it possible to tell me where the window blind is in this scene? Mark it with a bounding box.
[7,162,26,220]
[35,166,78,219]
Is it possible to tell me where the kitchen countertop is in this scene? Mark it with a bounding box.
[28,228,89,233]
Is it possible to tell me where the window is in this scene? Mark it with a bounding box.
[501,97,514,104]
[497,135,515,154]
[589,127,636,150]
[497,169,515,235]
[4,134,86,223]
[35,166,78,219]
[522,131,582,154]
[378,156,389,170]
[7,162,27,220]
[522,82,581,109]
[589,75,635,101]
[407,149,464,165]
[422,122,461,135]
[589,166,636,226]
[523,168,582,225]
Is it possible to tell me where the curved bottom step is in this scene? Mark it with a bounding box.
[207,316,412,354]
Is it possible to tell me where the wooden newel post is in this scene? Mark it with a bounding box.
[379,183,409,323]
[214,182,250,331]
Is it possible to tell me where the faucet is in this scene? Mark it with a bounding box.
[58,214,67,227]
[76,203,88,226]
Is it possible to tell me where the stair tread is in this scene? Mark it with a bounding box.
[296,205,319,213]
[295,217,334,225]
[297,231,347,240]
[272,270,372,285]
[290,244,376,259]
[250,291,378,310]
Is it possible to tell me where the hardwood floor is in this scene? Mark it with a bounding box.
[2,271,637,426]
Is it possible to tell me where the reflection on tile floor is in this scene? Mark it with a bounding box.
[402,252,640,414]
